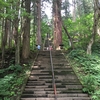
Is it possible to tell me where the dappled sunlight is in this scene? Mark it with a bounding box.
[25,70,30,75]
[97,29,100,36]
[31,65,39,68]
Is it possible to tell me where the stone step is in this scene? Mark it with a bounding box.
[31,68,50,70]
[28,78,81,83]
[27,79,80,83]
[24,88,83,93]
[45,69,71,72]
[25,85,49,88]
[21,94,48,98]
[29,75,78,80]
[55,75,77,80]
[25,84,82,89]
[29,76,53,80]
[41,70,74,73]
[22,90,84,95]
[24,86,83,90]
[50,93,89,97]
[59,85,83,89]
[21,93,89,98]
[30,72,51,75]
[26,83,46,86]
[28,78,52,81]
[21,97,91,100]
[53,68,72,70]
[23,90,61,94]
[30,70,75,76]
[30,74,52,77]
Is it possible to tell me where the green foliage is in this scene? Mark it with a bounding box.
[41,21,51,40]
[68,48,100,99]
[68,49,85,58]
[0,0,20,19]
[0,64,26,99]
[0,74,14,96]
[0,73,24,99]
[82,75,98,94]
[0,68,7,74]
[63,13,93,49]
[92,90,100,100]
[21,8,32,18]
[0,0,9,8]
[8,64,22,73]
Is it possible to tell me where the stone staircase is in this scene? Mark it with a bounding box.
[20,51,91,100]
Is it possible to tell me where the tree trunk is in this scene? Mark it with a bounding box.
[63,24,74,49]
[12,0,20,64]
[72,0,76,21]
[36,0,42,46]
[22,0,30,59]
[13,21,20,65]
[7,21,12,48]
[53,0,62,50]
[1,19,9,67]
[13,25,20,64]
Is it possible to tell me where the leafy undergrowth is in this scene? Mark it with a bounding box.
[67,47,100,100]
[0,64,31,100]
[0,49,37,100]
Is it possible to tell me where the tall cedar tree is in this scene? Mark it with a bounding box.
[36,0,42,46]
[53,0,62,49]
[22,0,31,59]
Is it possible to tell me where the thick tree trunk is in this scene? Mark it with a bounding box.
[36,0,42,46]
[12,0,20,64]
[22,0,30,59]
[13,25,20,64]
[53,0,62,50]
[13,13,20,65]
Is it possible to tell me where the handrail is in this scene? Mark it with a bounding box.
[49,49,57,100]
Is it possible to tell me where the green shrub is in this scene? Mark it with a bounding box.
[0,64,25,99]
[0,74,15,96]
[8,64,22,73]
[68,48,100,99]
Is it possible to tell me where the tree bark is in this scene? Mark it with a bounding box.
[72,0,76,21]
[63,24,74,49]
[1,19,9,67]
[53,0,62,49]
[7,21,12,48]
[13,16,20,64]
[36,0,42,46]
[12,0,21,64]
[22,0,30,59]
